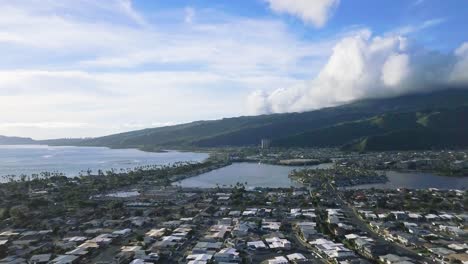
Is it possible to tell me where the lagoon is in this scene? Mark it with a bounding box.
[176,162,332,189]
[177,162,468,190]
[344,170,468,190]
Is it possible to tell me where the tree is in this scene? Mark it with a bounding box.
[9,205,29,226]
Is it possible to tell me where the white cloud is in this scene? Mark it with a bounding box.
[265,0,340,28]
[412,0,425,6]
[0,0,340,138]
[396,18,446,35]
[184,7,195,24]
[116,0,147,26]
[450,42,468,83]
[248,31,468,114]
[381,53,410,87]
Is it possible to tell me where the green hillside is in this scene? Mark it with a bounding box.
[344,107,468,151]
[36,88,468,151]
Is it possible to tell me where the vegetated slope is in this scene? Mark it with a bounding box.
[274,106,468,151]
[345,106,468,151]
[48,89,468,150]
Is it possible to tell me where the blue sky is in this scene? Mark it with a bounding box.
[0,0,467,139]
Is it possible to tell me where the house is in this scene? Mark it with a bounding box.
[334,223,355,236]
[287,253,307,262]
[121,246,142,253]
[265,237,291,250]
[232,222,256,237]
[267,256,289,264]
[217,196,231,205]
[128,216,150,227]
[242,208,258,217]
[218,218,233,226]
[192,242,223,254]
[448,253,468,264]
[112,228,132,237]
[396,233,417,246]
[29,254,51,264]
[213,248,240,263]
[65,247,89,257]
[0,256,27,264]
[161,220,181,228]
[429,247,456,262]
[262,221,281,231]
[391,211,407,221]
[114,251,134,264]
[424,214,439,221]
[145,228,166,240]
[439,225,466,237]
[408,213,422,221]
[439,214,455,221]
[361,244,389,259]
[186,253,213,264]
[447,243,468,252]
[296,222,317,241]
[247,241,267,250]
[311,239,355,260]
[0,240,7,259]
[50,255,80,264]
[63,236,87,243]
[379,254,414,264]
[152,235,184,249]
[228,210,241,217]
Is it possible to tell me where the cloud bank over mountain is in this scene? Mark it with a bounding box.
[248,30,468,114]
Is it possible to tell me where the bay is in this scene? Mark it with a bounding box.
[0,145,208,181]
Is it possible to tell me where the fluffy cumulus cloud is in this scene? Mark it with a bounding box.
[265,0,340,28]
[248,31,468,114]
[381,53,410,87]
[451,42,468,84]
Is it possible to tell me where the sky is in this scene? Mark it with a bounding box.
[0,0,467,139]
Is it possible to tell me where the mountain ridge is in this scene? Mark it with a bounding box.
[2,88,468,151]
